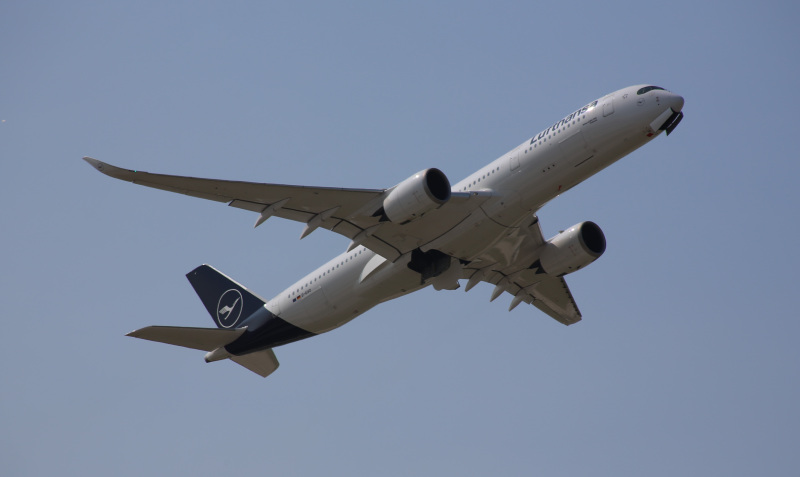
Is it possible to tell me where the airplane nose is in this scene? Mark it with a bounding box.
[670,94,684,112]
[662,93,684,135]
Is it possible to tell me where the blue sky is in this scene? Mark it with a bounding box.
[2,1,799,475]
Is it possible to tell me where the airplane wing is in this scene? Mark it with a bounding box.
[85,158,581,324]
[84,158,490,261]
[526,277,582,325]
[463,216,583,325]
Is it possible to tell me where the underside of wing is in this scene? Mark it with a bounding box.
[84,158,490,261]
[480,272,583,326]
[83,157,384,220]
[528,277,582,325]
[461,215,583,325]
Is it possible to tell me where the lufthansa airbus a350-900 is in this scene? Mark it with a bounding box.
[86,84,684,377]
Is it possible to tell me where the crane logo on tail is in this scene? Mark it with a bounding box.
[216,289,244,328]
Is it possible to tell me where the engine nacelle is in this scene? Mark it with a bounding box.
[382,168,451,223]
[537,221,606,277]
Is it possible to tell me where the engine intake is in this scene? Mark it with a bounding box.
[534,221,606,277]
[381,168,451,223]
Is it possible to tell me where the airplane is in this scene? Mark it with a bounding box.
[84,84,684,378]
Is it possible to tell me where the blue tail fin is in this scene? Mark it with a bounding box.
[186,264,267,329]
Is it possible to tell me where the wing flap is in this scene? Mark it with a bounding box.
[126,326,246,351]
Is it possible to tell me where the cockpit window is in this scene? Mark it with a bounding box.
[637,86,665,95]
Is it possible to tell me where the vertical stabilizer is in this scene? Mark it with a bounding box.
[186,264,267,329]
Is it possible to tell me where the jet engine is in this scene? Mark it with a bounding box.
[534,221,606,277]
[380,168,451,224]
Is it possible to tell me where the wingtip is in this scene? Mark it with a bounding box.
[83,156,113,175]
[125,326,158,338]
[83,156,103,169]
[82,157,136,181]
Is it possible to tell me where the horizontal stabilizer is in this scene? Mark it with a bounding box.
[127,326,246,351]
[230,348,280,378]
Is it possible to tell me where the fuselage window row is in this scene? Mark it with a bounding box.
[289,248,365,298]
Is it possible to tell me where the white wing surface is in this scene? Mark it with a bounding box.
[86,158,582,324]
[462,215,583,325]
[84,158,489,261]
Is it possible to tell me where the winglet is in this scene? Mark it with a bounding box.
[83,156,102,168]
[83,157,137,181]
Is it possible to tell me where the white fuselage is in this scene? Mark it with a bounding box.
[267,85,683,335]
